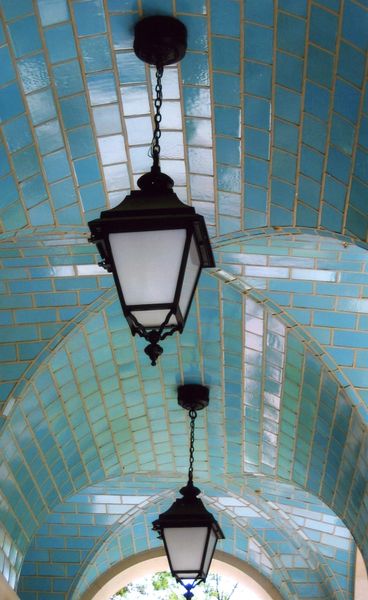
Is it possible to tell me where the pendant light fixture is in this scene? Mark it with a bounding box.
[88,17,215,366]
[152,385,224,599]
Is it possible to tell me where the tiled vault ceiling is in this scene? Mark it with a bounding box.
[0,1,368,599]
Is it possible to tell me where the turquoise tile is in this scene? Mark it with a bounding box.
[8,16,42,58]
[57,205,83,225]
[321,202,343,232]
[245,23,273,64]
[80,36,112,73]
[29,202,54,226]
[245,0,273,25]
[0,144,11,177]
[244,61,272,98]
[3,115,32,152]
[44,24,77,63]
[272,149,296,183]
[21,174,48,208]
[214,107,240,138]
[214,73,240,106]
[36,120,63,154]
[244,127,269,159]
[244,96,270,129]
[74,156,101,186]
[177,0,206,13]
[79,182,105,211]
[74,0,106,36]
[43,150,70,183]
[334,80,360,123]
[323,175,346,211]
[305,82,330,121]
[244,157,268,187]
[276,52,303,91]
[275,86,300,123]
[53,61,84,97]
[27,89,56,125]
[181,52,210,86]
[87,72,117,106]
[338,42,365,87]
[13,147,40,181]
[342,0,368,51]
[302,114,327,153]
[180,15,208,51]
[307,45,334,89]
[60,95,90,129]
[274,119,298,153]
[18,54,50,94]
[0,0,34,19]
[330,114,355,155]
[37,0,69,26]
[210,0,240,36]
[300,145,324,182]
[327,146,351,184]
[277,12,306,56]
[212,37,240,73]
[271,178,295,210]
[310,6,338,51]
[0,175,18,209]
[298,175,321,209]
[245,184,267,211]
[0,82,25,123]
[0,46,15,85]
[116,52,146,84]
[216,137,240,166]
[67,127,96,159]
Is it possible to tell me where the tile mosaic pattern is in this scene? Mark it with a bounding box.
[0,1,368,599]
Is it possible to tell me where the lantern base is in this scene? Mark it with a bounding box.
[178,384,209,411]
[134,16,187,67]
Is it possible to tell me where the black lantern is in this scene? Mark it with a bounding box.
[88,17,215,365]
[153,385,224,600]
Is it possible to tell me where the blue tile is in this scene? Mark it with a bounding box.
[53,61,84,97]
[296,202,318,227]
[310,5,338,51]
[244,61,272,98]
[36,120,63,154]
[18,54,50,93]
[110,13,135,50]
[212,37,240,73]
[0,0,34,19]
[244,127,269,159]
[79,182,105,211]
[183,87,211,118]
[279,0,307,16]
[8,16,42,57]
[215,107,241,138]
[60,95,90,129]
[274,119,298,153]
[324,175,346,211]
[37,0,69,26]
[181,52,210,86]
[305,82,330,121]
[244,96,270,129]
[272,149,296,183]
[27,89,56,126]
[0,174,18,209]
[334,80,360,123]
[342,0,368,50]
[359,116,368,149]
[21,174,48,208]
[327,146,352,184]
[50,178,77,209]
[57,205,83,225]
[0,46,15,85]
[210,0,240,36]
[180,15,208,51]
[74,156,101,186]
[216,137,241,166]
[213,73,240,106]
[321,202,343,232]
[354,148,368,183]
[13,147,40,181]
[245,23,273,64]
[244,157,268,187]
[0,82,25,123]
[338,42,365,87]
[43,150,70,183]
[74,0,106,35]
[276,52,303,91]
[298,175,321,209]
[67,127,96,159]
[80,36,112,73]
[3,115,32,152]
[177,0,206,13]
[244,184,267,211]
[29,202,54,226]
[271,178,295,209]
[245,0,273,25]
[307,45,334,88]
[330,114,355,155]
[302,114,327,153]
[87,72,117,106]
[275,86,301,123]
[116,52,146,84]
[277,12,306,57]
[217,166,241,192]
[0,143,10,177]
[44,24,77,63]
[300,145,324,182]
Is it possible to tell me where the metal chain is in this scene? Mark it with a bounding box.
[151,66,163,169]
[188,408,197,485]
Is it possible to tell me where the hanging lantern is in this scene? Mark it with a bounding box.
[88,17,215,365]
[152,385,224,599]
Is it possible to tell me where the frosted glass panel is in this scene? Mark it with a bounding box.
[132,309,177,328]
[165,527,207,577]
[179,236,200,318]
[202,529,216,577]
[109,229,186,305]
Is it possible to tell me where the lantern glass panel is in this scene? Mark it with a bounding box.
[132,309,177,328]
[164,526,208,579]
[109,229,187,305]
[202,529,217,577]
[179,235,201,319]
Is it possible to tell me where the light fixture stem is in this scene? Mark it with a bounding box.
[188,408,197,486]
[151,65,164,170]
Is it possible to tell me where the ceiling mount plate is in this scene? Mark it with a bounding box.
[178,384,209,411]
[134,16,187,67]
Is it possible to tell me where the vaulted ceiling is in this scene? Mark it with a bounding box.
[0,1,368,599]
